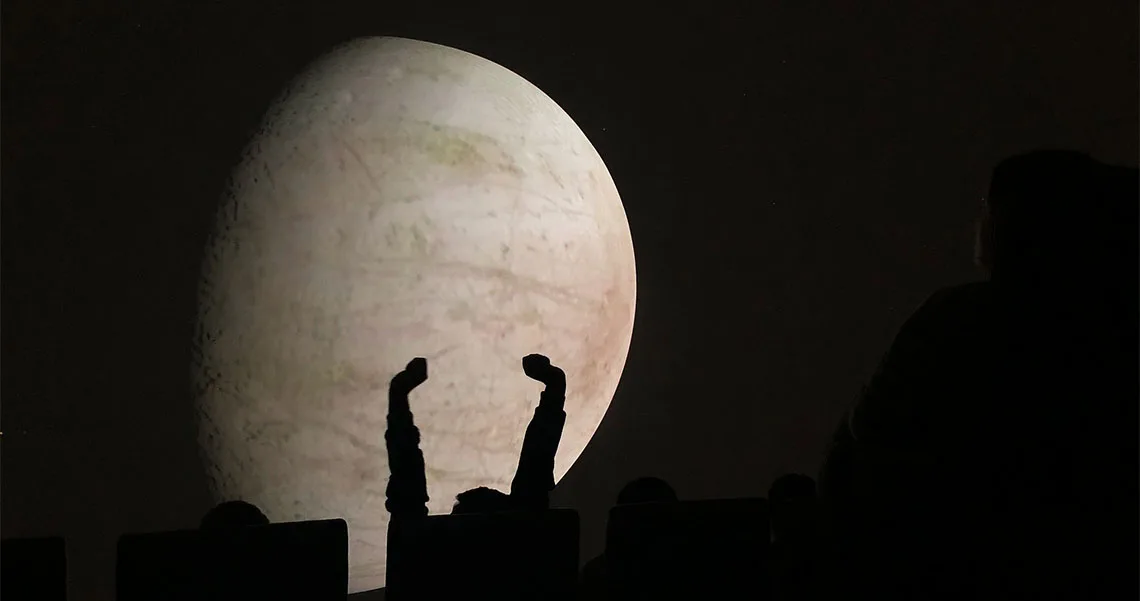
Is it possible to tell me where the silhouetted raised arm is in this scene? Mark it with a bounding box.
[385,358,430,518]
[510,354,567,509]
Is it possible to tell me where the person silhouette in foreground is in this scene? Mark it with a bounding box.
[578,476,678,599]
[199,500,270,530]
[767,474,819,601]
[385,354,568,519]
[818,150,1138,600]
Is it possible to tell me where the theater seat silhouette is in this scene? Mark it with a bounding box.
[116,518,348,601]
[385,508,579,601]
[1,536,67,601]
[604,498,770,600]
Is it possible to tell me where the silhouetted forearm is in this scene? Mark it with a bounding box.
[510,388,566,507]
[385,388,429,517]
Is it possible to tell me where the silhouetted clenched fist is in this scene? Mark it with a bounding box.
[391,357,428,394]
[522,354,565,392]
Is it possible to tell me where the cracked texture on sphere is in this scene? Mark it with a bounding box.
[192,37,636,593]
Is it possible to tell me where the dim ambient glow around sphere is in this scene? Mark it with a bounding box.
[192,37,637,592]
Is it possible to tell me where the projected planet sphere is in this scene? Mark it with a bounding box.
[192,37,636,592]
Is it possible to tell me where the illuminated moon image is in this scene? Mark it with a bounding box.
[192,37,636,592]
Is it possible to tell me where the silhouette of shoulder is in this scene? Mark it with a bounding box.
[848,281,999,449]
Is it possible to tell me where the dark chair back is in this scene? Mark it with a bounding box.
[386,508,579,601]
[605,498,770,600]
[116,518,348,601]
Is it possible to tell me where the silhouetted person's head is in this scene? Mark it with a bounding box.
[616,476,677,505]
[452,487,512,514]
[200,500,270,530]
[976,150,1138,291]
[769,474,818,543]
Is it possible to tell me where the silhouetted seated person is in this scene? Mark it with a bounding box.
[195,499,275,596]
[451,486,512,514]
[578,477,678,598]
[818,150,1138,600]
[385,353,568,518]
[199,500,270,530]
[768,474,819,601]
[384,355,574,600]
